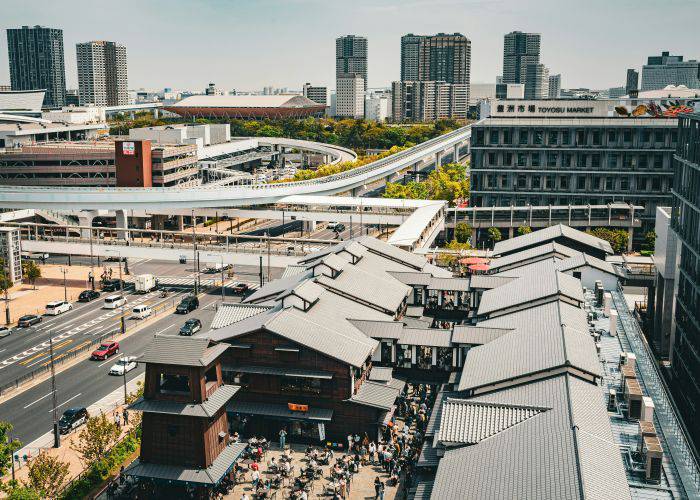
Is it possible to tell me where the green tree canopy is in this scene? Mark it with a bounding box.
[24,452,69,499]
[0,421,21,477]
[517,225,532,236]
[71,413,120,468]
[21,261,41,290]
[586,228,629,254]
[383,163,470,206]
[455,222,473,244]
[487,227,503,245]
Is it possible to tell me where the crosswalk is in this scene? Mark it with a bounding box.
[123,275,261,293]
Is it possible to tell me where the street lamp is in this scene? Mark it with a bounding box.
[49,332,60,448]
[105,250,125,335]
[205,253,226,302]
[59,267,68,302]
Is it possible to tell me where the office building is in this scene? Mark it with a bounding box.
[6,26,66,108]
[400,33,471,86]
[470,99,680,240]
[392,80,468,122]
[495,83,525,99]
[642,52,700,91]
[0,227,22,285]
[524,63,549,99]
[335,73,365,119]
[626,69,639,94]
[336,35,367,90]
[364,91,391,122]
[670,112,700,451]
[548,74,561,98]
[76,41,128,106]
[302,83,328,106]
[502,31,541,86]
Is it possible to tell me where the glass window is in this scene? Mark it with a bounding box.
[654,130,665,143]
[503,129,511,144]
[638,177,648,190]
[532,153,541,167]
[560,176,569,189]
[642,130,652,143]
[605,177,614,190]
[518,175,527,188]
[489,130,499,144]
[547,153,557,167]
[620,177,630,190]
[436,347,453,371]
[639,154,648,168]
[416,346,432,370]
[576,130,586,145]
[534,130,544,145]
[623,129,632,142]
[488,152,497,165]
[546,176,555,189]
[519,131,528,145]
[532,175,541,189]
[562,130,571,144]
[548,130,558,145]
[608,154,618,168]
[504,152,513,166]
[517,152,527,166]
[607,130,617,143]
[651,177,661,190]
[591,154,600,168]
[577,176,586,189]
[654,154,663,168]
[159,373,190,395]
[281,376,321,396]
[592,130,602,145]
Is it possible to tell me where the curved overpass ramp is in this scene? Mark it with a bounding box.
[0,125,472,210]
[200,137,357,164]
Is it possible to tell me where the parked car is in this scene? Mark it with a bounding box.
[45,301,72,316]
[91,341,119,360]
[102,279,125,292]
[175,296,199,314]
[18,315,42,327]
[329,222,345,232]
[179,318,202,336]
[78,290,100,302]
[230,282,249,294]
[104,256,127,263]
[58,407,89,434]
[103,295,127,309]
[108,356,137,376]
[0,326,12,338]
[132,305,152,319]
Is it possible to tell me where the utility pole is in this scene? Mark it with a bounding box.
[266,232,271,283]
[3,261,10,326]
[122,356,128,404]
[116,253,125,335]
[60,267,67,302]
[221,258,225,302]
[259,256,263,287]
[49,334,60,448]
[191,210,197,295]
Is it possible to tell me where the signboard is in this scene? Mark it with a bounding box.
[318,423,326,442]
[288,403,309,412]
[122,142,135,156]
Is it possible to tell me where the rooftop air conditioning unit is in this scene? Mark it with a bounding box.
[642,396,655,422]
[608,389,617,411]
[638,420,656,454]
[626,378,643,420]
[643,436,663,483]
[610,310,619,336]
[627,352,637,371]
[604,292,612,316]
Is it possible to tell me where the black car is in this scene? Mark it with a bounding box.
[179,318,202,336]
[175,296,199,314]
[102,279,125,292]
[18,315,42,327]
[78,290,101,302]
[58,407,89,434]
[333,223,346,233]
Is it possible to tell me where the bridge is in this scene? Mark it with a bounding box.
[0,125,472,210]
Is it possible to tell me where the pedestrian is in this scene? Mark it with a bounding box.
[251,468,260,490]
[379,479,385,500]
[347,433,353,452]
[241,494,249,500]
[374,476,382,499]
[369,441,377,465]
[279,428,287,450]
[122,409,129,426]
[115,412,121,428]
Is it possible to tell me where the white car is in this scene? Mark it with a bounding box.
[131,305,152,319]
[108,356,137,376]
[103,295,127,309]
[45,301,72,316]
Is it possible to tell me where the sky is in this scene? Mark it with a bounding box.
[1,0,698,93]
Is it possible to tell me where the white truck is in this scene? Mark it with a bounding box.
[134,274,157,293]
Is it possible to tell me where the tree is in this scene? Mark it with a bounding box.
[71,413,120,467]
[517,225,532,236]
[0,421,21,477]
[24,452,69,499]
[21,261,41,290]
[643,231,657,252]
[586,228,629,254]
[455,223,472,244]
[0,258,10,296]
[487,227,502,244]
[4,485,41,500]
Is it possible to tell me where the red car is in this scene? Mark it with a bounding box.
[91,341,119,360]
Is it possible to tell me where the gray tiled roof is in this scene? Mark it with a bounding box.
[451,325,513,345]
[477,270,584,316]
[210,303,272,329]
[421,262,453,278]
[124,442,246,485]
[555,252,624,277]
[348,319,404,339]
[243,269,311,303]
[140,336,228,367]
[221,364,334,379]
[435,398,548,445]
[348,379,403,410]
[280,264,308,279]
[308,252,347,273]
[430,374,631,500]
[227,400,333,421]
[368,366,394,382]
[405,305,426,317]
[206,304,281,342]
[412,480,435,498]
[488,241,580,271]
[387,271,433,286]
[399,328,453,347]
[402,317,431,328]
[427,277,470,291]
[468,274,515,290]
[459,301,600,392]
[358,235,426,270]
[129,385,239,418]
[281,279,324,304]
[493,223,614,256]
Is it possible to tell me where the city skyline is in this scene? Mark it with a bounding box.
[1,0,698,93]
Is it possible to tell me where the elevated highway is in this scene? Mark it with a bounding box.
[0,125,472,210]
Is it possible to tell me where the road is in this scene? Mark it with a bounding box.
[0,286,232,445]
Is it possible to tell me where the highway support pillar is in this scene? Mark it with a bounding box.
[435,151,443,170]
[115,209,130,241]
[78,210,95,238]
[453,143,460,162]
[176,215,185,231]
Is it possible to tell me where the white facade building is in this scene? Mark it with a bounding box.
[0,227,22,285]
[365,92,391,121]
[302,83,328,106]
[336,74,365,118]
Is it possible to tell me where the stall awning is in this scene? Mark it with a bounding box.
[123,442,247,486]
[227,400,333,421]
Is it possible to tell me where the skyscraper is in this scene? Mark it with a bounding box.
[548,74,561,98]
[392,80,468,122]
[400,33,471,85]
[336,35,368,90]
[6,25,66,108]
[524,63,549,99]
[626,69,639,94]
[335,74,365,119]
[502,31,541,86]
[76,41,128,106]
[641,52,700,91]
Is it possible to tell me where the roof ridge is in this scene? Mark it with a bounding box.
[444,397,551,413]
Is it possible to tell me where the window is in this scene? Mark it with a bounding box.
[560,176,569,189]
[488,152,497,165]
[158,373,190,395]
[517,152,527,166]
[380,342,393,364]
[504,152,513,166]
[489,130,499,144]
[620,177,630,190]
[654,130,665,143]
[576,130,586,145]
[517,175,527,188]
[623,129,632,142]
[592,130,602,145]
[639,154,648,168]
[519,131,528,145]
[562,130,571,145]
[548,130,558,145]
[591,176,600,190]
[654,154,663,168]
[532,175,541,189]
[591,154,600,168]
[605,177,614,190]
[607,130,617,143]
[280,376,322,396]
[503,129,512,144]
[534,130,544,145]
[562,153,573,168]
[577,176,586,189]
[638,177,648,190]
[608,154,618,168]
[532,153,541,167]
[642,129,652,143]
[651,176,661,190]
[546,176,555,189]
[547,153,557,167]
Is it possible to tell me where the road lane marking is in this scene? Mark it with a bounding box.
[23,390,56,409]
[155,325,174,335]
[97,357,119,367]
[48,393,82,413]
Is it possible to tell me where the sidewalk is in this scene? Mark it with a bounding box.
[3,374,143,486]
